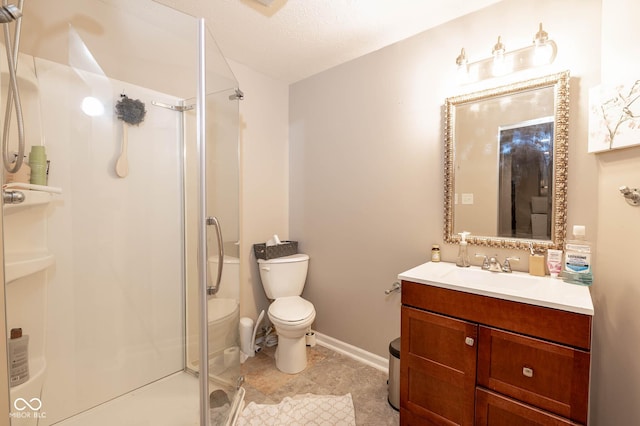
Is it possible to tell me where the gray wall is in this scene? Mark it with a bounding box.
[288,1,640,424]
[592,0,640,424]
[290,0,599,358]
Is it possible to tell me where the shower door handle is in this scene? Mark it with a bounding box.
[206,216,224,295]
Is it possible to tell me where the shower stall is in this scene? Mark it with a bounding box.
[1,1,243,425]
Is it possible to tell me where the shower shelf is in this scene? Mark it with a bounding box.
[10,356,46,392]
[3,189,52,215]
[5,252,55,283]
[9,356,46,414]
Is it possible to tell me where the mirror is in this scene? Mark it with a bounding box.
[444,71,570,251]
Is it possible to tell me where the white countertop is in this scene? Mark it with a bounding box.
[398,261,594,316]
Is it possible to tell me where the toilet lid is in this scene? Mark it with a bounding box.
[269,296,314,322]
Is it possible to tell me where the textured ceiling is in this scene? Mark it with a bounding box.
[156,0,502,83]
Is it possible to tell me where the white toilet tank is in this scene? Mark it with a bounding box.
[258,253,309,299]
[208,255,240,300]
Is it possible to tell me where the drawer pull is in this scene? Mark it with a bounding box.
[465,337,475,347]
[522,367,534,378]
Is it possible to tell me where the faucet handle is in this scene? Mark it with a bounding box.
[475,253,489,270]
[502,256,520,273]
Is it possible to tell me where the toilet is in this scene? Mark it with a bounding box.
[257,253,316,374]
[204,255,240,375]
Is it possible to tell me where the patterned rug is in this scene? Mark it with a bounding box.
[237,393,356,426]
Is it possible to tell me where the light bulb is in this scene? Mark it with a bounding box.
[81,97,105,117]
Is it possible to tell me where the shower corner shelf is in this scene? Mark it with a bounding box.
[3,189,52,215]
[9,356,47,410]
[5,252,55,283]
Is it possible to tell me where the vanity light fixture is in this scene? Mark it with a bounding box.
[491,36,511,77]
[456,48,468,79]
[492,36,505,59]
[456,23,557,83]
[456,48,467,68]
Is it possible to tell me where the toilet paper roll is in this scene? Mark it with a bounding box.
[305,331,316,347]
[224,346,239,368]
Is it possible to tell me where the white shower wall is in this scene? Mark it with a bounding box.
[31,57,185,424]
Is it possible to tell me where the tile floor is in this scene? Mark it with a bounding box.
[241,344,400,425]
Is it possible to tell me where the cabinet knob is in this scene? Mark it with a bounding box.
[464,337,475,347]
[522,367,534,378]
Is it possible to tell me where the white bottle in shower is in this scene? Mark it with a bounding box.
[8,327,29,387]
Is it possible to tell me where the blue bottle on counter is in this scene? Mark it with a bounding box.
[562,225,593,286]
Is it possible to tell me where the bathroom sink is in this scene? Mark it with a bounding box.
[397,261,594,316]
[441,267,542,290]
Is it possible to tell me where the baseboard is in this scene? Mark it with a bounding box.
[313,331,389,374]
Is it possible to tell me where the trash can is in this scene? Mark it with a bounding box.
[388,337,401,411]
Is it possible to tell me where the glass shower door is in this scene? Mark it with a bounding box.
[184,88,243,424]
[205,87,243,425]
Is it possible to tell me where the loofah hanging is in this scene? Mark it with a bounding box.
[114,93,146,178]
[115,94,146,125]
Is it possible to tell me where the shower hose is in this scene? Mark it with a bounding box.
[1,0,24,174]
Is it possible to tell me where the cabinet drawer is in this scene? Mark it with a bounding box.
[477,327,589,424]
[476,388,582,425]
[401,281,592,349]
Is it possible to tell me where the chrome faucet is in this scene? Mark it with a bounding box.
[487,255,502,272]
[476,254,520,273]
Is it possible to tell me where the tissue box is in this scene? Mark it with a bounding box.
[253,241,298,260]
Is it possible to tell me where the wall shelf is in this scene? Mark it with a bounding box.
[9,356,46,393]
[5,252,55,283]
[9,356,47,426]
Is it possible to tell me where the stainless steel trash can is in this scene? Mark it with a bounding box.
[388,337,400,411]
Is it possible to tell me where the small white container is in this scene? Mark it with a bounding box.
[9,328,29,387]
[305,331,316,347]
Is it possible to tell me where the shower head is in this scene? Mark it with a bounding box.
[0,4,21,24]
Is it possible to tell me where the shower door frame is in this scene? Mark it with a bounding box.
[196,18,210,426]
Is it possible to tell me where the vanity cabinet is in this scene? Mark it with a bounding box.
[400,280,592,426]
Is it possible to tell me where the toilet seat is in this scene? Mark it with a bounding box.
[208,298,238,324]
[269,296,315,324]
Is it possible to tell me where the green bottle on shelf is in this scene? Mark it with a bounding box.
[28,145,47,185]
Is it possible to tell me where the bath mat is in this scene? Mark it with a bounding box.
[237,393,356,426]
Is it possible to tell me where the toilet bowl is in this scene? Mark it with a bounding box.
[207,297,239,354]
[268,296,316,374]
[257,253,316,374]
[206,297,240,375]
[207,255,240,356]
[206,255,240,374]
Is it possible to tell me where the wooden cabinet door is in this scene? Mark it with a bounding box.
[401,307,478,425]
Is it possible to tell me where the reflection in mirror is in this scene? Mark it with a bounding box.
[444,71,569,251]
[498,117,553,239]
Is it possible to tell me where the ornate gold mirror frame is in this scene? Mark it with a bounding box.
[444,71,570,251]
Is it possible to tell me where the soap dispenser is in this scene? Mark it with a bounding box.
[456,232,471,267]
